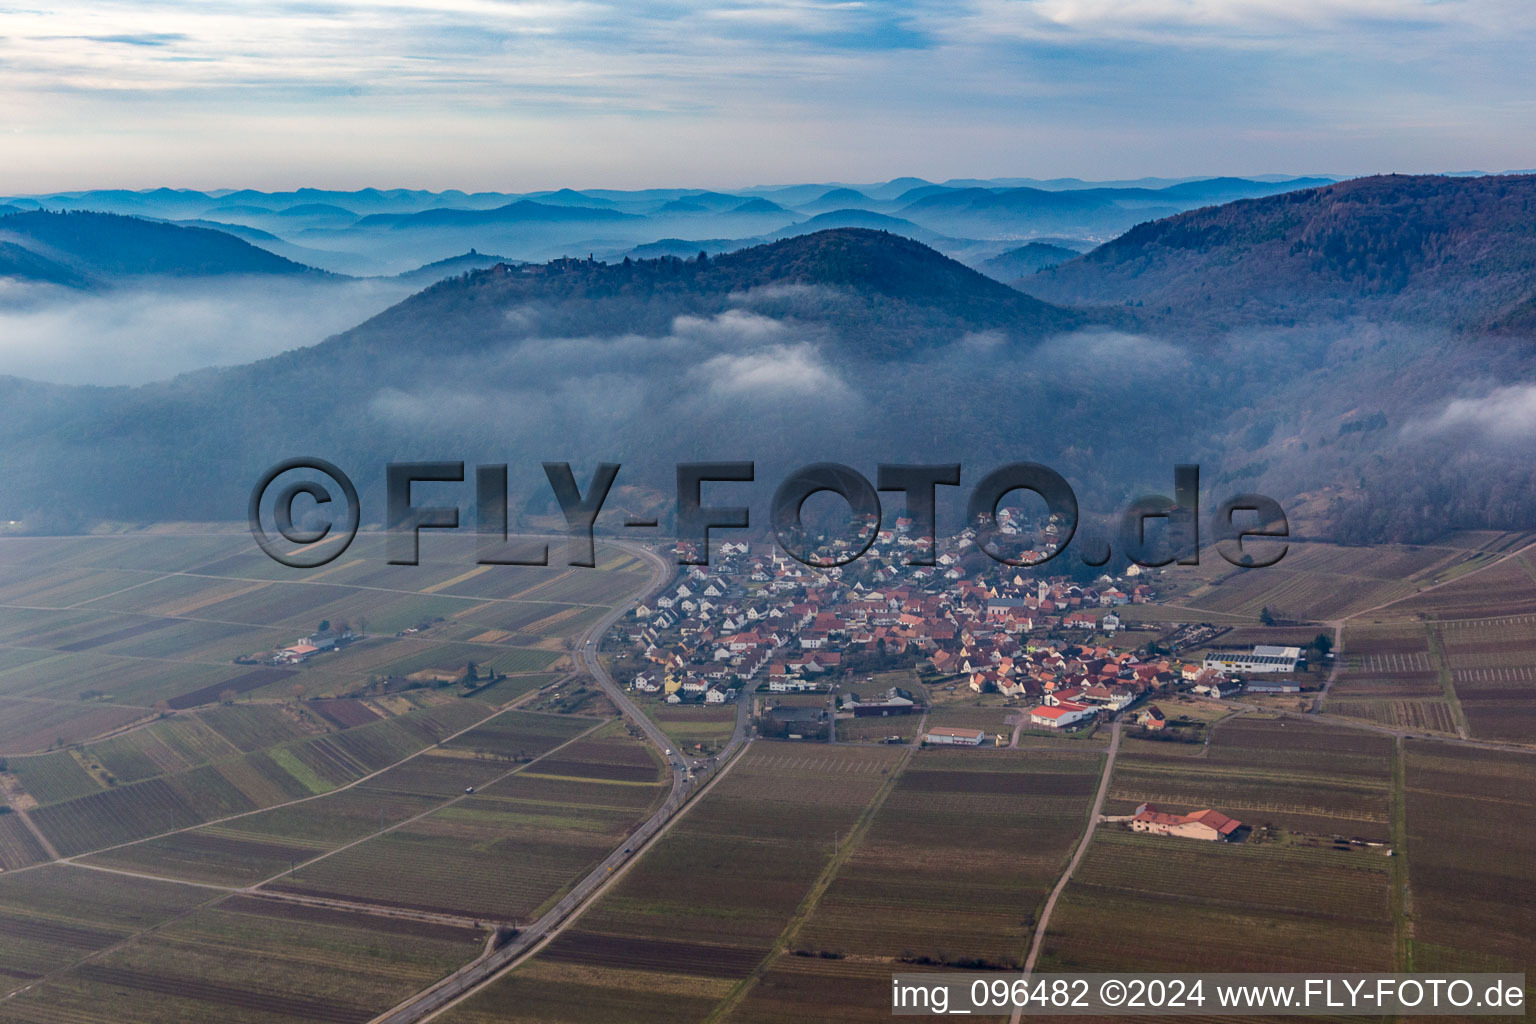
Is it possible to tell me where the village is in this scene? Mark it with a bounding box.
[610,515,1319,763]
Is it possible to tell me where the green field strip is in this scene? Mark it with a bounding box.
[1389,737,1415,973]
[1423,625,1470,739]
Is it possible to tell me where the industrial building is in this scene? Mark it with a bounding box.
[1202,645,1302,674]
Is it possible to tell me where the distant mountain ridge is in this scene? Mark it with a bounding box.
[4,177,1535,547]
[0,210,322,287]
[980,242,1082,281]
[355,200,642,229]
[1023,173,1536,330]
[0,176,1353,279]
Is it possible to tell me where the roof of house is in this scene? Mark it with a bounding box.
[767,705,824,722]
[1031,703,1089,720]
[927,726,986,740]
[1133,803,1241,834]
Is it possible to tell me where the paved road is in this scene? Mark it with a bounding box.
[370,540,753,1024]
[1009,718,1123,1024]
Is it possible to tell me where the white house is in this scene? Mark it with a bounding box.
[1030,703,1094,729]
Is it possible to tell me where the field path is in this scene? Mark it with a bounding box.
[12,806,61,861]
[4,712,616,1005]
[1311,618,1346,710]
[402,738,753,1024]
[367,539,758,1024]
[1348,535,1536,621]
[1009,717,1122,1022]
[1306,536,1536,737]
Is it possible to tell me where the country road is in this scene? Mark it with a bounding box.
[1009,718,1122,1024]
[369,539,754,1024]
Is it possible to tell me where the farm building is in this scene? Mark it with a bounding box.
[1245,680,1302,693]
[925,726,985,746]
[277,642,318,663]
[1190,670,1242,698]
[1130,802,1242,841]
[767,705,823,724]
[1203,645,1303,674]
[1030,703,1094,729]
[843,687,918,717]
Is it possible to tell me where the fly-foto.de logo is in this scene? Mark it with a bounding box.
[249,459,1288,571]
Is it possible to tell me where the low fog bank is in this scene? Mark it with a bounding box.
[0,276,418,385]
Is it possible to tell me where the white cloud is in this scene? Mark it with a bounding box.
[671,308,792,348]
[1409,383,1536,441]
[4,3,1536,214]
[945,0,1529,47]
[696,341,850,399]
[958,328,1006,352]
[1027,328,1188,387]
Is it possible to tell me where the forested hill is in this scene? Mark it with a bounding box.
[1023,174,1536,332]
[0,229,1105,526]
[0,210,323,287]
[330,228,1084,360]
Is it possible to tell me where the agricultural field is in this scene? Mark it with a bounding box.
[512,566,656,606]
[0,530,654,881]
[1327,699,1460,734]
[0,532,648,721]
[1108,603,1255,626]
[643,703,738,754]
[1042,828,1395,973]
[1039,717,1397,974]
[1380,549,1536,620]
[80,786,444,885]
[518,680,616,717]
[835,714,923,743]
[0,865,215,997]
[1172,539,1486,622]
[1431,614,1536,741]
[0,892,485,1024]
[921,701,1017,736]
[1324,619,1464,734]
[0,698,149,755]
[263,721,664,922]
[726,748,1105,1024]
[439,744,904,1024]
[1106,716,1394,838]
[1403,745,1536,978]
[1329,621,1442,700]
[6,750,102,804]
[74,713,643,899]
[459,671,562,706]
[0,814,48,870]
[21,700,492,856]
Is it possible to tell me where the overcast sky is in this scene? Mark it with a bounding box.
[2,0,1534,192]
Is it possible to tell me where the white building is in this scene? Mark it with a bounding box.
[1030,703,1094,729]
[1203,645,1302,674]
[925,726,985,746]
